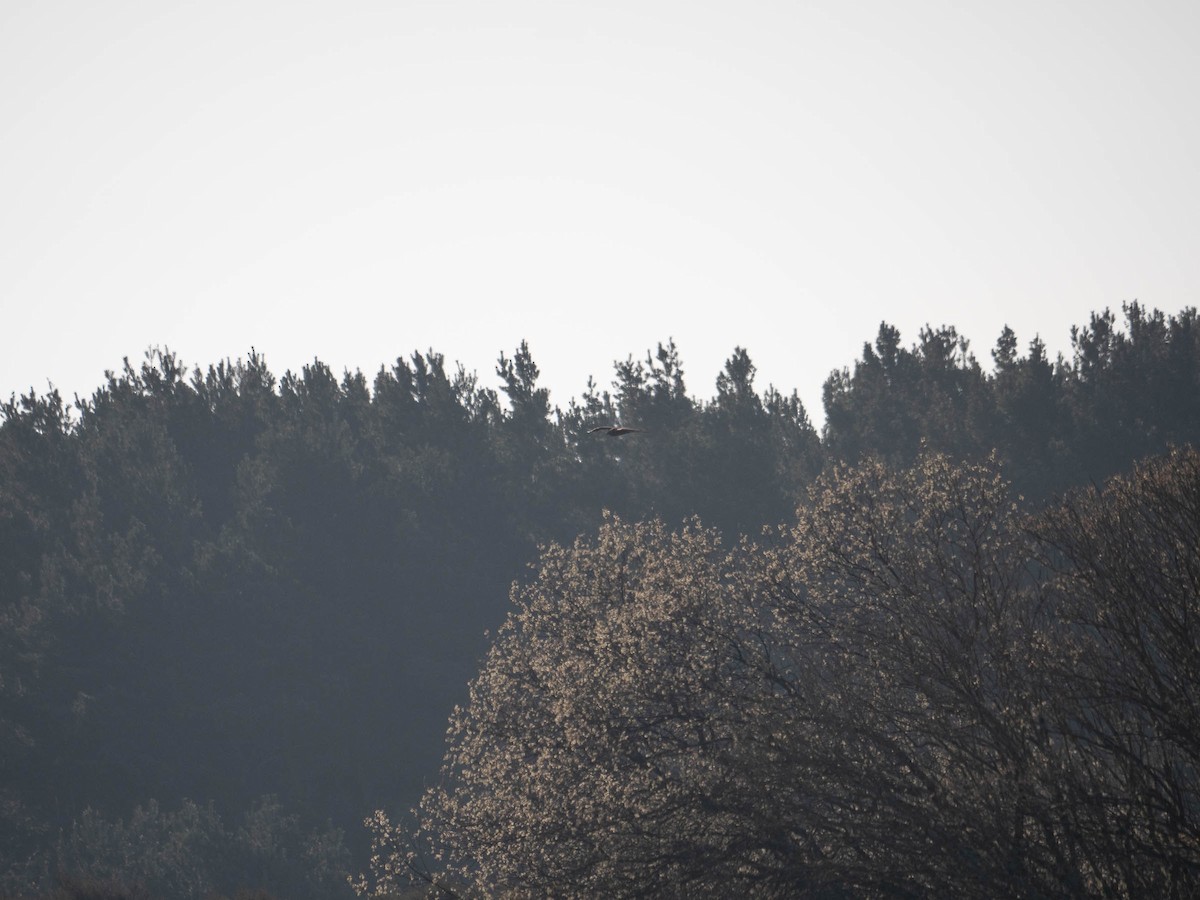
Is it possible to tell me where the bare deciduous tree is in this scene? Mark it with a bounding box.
[1036,447,1200,896]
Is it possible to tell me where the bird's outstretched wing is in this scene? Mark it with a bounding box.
[587,425,646,436]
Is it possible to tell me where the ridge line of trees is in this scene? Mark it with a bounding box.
[1,301,1199,896]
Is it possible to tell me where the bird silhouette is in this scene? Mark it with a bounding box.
[588,425,645,437]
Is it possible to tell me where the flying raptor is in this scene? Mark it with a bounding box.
[588,425,645,437]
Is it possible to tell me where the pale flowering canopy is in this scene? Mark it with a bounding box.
[358,450,1200,898]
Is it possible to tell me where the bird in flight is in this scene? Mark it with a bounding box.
[588,425,645,437]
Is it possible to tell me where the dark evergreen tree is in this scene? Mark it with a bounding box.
[700,347,802,534]
[991,329,1071,499]
[822,322,992,466]
[1063,303,1200,485]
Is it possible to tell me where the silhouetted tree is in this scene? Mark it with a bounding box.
[1035,447,1200,894]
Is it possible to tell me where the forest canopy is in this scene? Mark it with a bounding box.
[1,302,1199,897]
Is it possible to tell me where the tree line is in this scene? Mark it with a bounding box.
[0,301,1198,896]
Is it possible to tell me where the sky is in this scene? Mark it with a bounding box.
[2,0,1198,426]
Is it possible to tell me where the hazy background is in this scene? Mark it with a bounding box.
[3,0,1197,421]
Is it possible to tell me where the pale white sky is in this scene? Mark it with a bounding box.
[2,0,1197,424]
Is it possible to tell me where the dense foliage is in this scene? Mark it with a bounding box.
[1,302,1199,895]
[365,449,1200,898]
